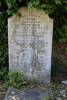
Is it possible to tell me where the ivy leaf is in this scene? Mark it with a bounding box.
[27,2,33,8]
[33,0,40,7]
[63,1,67,4]
[64,6,67,11]
[54,0,62,5]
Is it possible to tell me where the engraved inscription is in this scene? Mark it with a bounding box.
[8,8,53,83]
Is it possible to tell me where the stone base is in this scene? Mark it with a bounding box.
[4,87,49,100]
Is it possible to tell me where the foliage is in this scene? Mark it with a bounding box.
[43,96,49,100]
[64,47,67,51]
[5,72,27,88]
[52,58,67,73]
[6,0,18,16]
[0,67,8,82]
[4,0,67,43]
[0,3,8,82]
[52,57,67,82]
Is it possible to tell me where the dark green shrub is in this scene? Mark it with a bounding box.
[0,5,8,82]
[5,72,27,88]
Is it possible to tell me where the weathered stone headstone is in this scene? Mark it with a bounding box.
[8,8,53,83]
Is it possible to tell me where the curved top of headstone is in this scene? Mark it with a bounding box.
[8,7,53,84]
[8,7,53,22]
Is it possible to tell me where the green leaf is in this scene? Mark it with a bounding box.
[55,0,62,5]
[27,2,33,8]
[64,47,67,51]
[43,96,49,100]
[63,1,67,4]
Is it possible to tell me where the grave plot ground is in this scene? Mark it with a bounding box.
[0,83,67,100]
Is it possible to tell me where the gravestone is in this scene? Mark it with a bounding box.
[8,7,53,83]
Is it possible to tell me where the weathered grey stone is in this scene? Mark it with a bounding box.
[4,87,24,100]
[8,7,53,83]
[61,80,67,85]
[4,87,49,100]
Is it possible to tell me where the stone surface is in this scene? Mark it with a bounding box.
[8,7,53,83]
[4,87,49,100]
[4,88,24,100]
[3,84,67,100]
[61,80,67,85]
